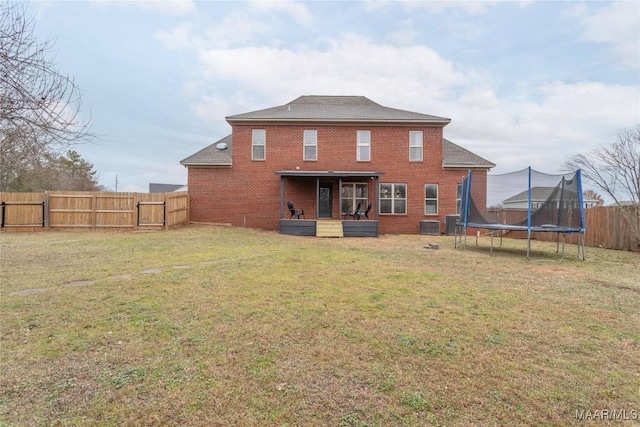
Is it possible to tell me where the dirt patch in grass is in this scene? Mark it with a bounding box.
[1,226,639,426]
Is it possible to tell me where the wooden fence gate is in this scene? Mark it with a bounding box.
[0,191,188,232]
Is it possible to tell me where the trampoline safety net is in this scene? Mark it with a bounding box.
[457,167,586,260]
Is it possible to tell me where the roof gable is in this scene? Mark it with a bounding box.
[226,96,451,125]
[442,139,495,169]
[180,135,232,166]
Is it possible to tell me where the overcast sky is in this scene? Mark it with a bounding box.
[30,0,639,193]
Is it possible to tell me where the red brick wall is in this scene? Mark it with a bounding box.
[188,124,488,234]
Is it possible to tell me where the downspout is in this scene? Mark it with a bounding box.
[463,170,472,248]
[527,166,532,259]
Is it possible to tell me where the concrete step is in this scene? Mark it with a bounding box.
[316,220,344,237]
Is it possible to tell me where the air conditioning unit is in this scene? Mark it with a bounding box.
[445,215,462,235]
[419,220,440,235]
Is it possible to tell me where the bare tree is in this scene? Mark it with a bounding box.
[564,125,640,248]
[1,2,92,192]
[583,189,604,206]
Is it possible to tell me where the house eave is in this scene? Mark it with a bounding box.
[227,118,451,126]
[276,170,384,178]
[443,163,495,169]
[181,163,232,168]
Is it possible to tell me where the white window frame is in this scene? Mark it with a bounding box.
[456,184,462,215]
[357,130,371,162]
[425,184,438,215]
[409,131,423,162]
[303,129,317,161]
[252,129,266,161]
[379,183,407,215]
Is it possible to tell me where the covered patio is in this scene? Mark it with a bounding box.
[276,170,384,237]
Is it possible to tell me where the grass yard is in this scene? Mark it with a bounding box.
[1,225,639,426]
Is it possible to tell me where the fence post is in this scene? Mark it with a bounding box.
[90,193,96,230]
[164,193,168,230]
[133,193,139,231]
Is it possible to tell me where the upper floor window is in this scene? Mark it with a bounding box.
[380,183,406,214]
[409,131,423,162]
[252,129,265,160]
[425,184,438,215]
[357,130,371,161]
[303,130,317,161]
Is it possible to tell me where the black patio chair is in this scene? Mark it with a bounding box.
[343,202,361,220]
[356,202,372,220]
[287,201,304,219]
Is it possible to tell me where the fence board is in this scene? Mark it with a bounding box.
[1,191,189,232]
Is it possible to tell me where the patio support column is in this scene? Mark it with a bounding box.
[374,176,379,220]
[279,176,284,219]
[316,178,320,218]
[339,177,343,219]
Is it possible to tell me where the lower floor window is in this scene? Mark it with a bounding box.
[380,183,406,214]
[341,182,368,213]
[425,184,438,215]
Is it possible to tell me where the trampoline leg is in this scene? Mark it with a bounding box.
[560,234,566,261]
[490,230,494,256]
[579,233,586,261]
[526,232,531,260]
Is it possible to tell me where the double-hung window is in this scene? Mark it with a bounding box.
[380,183,407,214]
[303,130,317,161]
[409,131,423,161]
[252,129,266,160]
[357,130,371,161]
[456,184,463,215]
[425,184,438,215]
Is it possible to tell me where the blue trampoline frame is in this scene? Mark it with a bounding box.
[456,167,586,260]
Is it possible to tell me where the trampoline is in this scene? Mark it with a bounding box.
[456,167,586,260]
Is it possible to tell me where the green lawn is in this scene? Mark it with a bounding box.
[1,225,638,426]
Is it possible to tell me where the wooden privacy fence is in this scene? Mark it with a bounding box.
[0,191,188,232]
[486,205,640,251]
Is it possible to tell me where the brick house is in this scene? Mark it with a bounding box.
[181,96,494,236]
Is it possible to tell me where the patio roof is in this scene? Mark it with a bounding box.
[275,170,385,178]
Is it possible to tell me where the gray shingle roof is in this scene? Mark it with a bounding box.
[226,96,451,124]
[442,139,495,169]
[149,183,184,193]
[503,187,598,204]
[180,135,232,166]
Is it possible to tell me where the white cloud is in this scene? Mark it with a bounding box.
[401,0,506,15]
[196,33,467,105]
[203,11,271,49]
[90,0,196,16]
[387,19,418,45]
[444,80,639,173]
[572,1,640,69]
[155,22,195,50]
[249,0,313,25]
